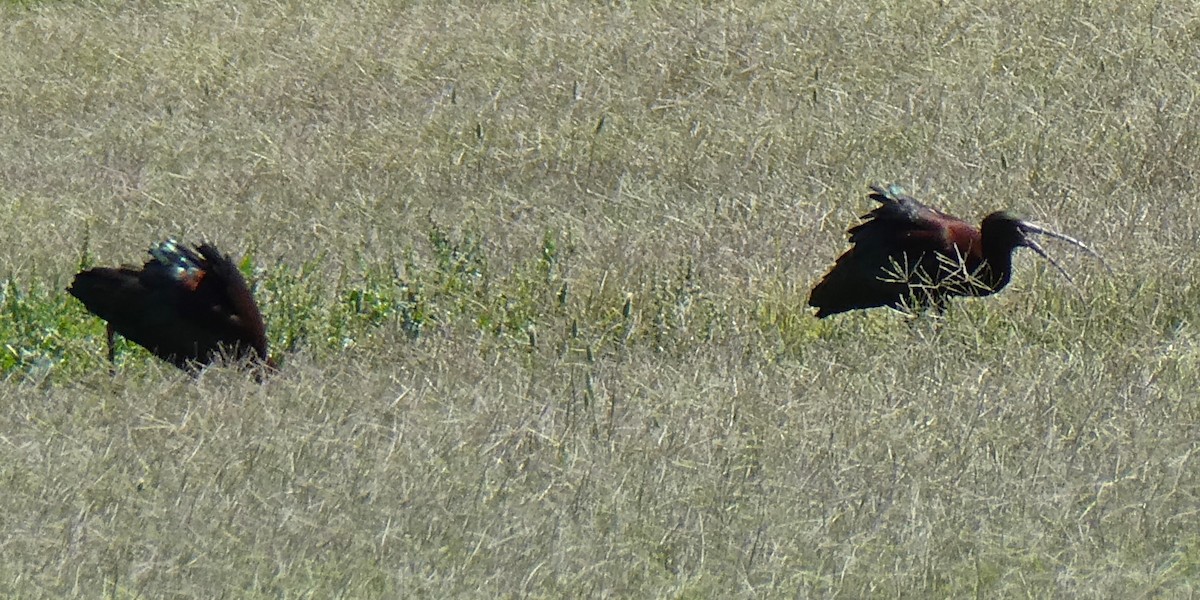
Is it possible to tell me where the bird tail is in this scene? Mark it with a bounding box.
[67,267,143,324]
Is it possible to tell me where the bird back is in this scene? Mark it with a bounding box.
[808,185,978,316]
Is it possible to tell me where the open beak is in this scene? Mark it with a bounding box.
[1018,221,1113,281]
[1021,236,1076,283]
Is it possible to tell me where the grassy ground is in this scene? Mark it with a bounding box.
[2,0,1200,597]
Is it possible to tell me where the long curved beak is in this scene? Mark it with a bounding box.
[1022,237,1076,283]
[1020,221,1114,275]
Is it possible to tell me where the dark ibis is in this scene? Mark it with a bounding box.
[68,240,273,374]
[809,184,1108,317]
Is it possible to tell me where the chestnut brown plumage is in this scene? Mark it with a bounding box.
[68,240,272,374]
[809,184,1108,317]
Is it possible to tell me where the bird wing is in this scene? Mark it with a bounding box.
[852,185,957,246]
[808,185,965,316]
[808,233,935,316]
[68,266,233,369]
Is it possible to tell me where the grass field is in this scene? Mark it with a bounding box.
[3,0,1200,597]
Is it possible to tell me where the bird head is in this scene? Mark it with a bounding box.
[980,211,1034,251]
[981,211,1111,284]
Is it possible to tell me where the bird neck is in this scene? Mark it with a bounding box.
[976,240,1017,292]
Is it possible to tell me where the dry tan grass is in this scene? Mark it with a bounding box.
[2,0,1200,597]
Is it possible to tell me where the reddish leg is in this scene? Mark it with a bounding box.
[106,323,116,374]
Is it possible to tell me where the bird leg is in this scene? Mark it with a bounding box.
[105,323,116,375]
